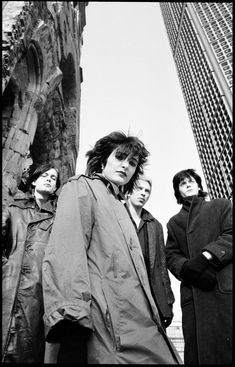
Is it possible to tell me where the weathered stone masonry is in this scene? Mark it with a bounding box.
[2,1,88,207]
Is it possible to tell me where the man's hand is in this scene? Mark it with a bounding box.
[197,266,217,291]
[180,253,217,290]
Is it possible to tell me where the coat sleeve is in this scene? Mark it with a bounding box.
[165,220,188,281]
[42,177,95,341]
[157,223,175,307]
[202,198,232,267]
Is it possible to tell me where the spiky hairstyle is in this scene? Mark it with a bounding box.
[85,131,149,193]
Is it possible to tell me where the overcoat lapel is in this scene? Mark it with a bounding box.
[187,196,204,234]
[147,221,157,271]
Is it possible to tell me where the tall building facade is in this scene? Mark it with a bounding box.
[160,3,232,200]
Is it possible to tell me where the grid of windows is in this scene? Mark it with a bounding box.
[160,2,232,200]
[160,4,178,52]
[192,3,233,88]
[170,3,184,27]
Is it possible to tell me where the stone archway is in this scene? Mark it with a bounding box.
[2,2,87,206]
[2,40,43,206]
[31,53,80,183]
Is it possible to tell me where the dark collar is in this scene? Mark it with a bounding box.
[141,208,155,222]
[182,195,204,212]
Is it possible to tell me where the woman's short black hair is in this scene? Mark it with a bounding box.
[173,168,208,204]
[28,163,61,192]
[85,131,149,194]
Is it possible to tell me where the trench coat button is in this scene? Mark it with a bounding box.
[221,250,225,255]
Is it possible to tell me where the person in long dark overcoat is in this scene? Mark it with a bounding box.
[2,163,61,363]
[165,168,232,364]
[127,175,175,330]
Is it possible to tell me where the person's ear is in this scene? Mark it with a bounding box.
[32,180,36,187]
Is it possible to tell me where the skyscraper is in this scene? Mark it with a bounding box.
[160,3,232,199]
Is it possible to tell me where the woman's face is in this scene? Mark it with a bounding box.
[102,148,139,186]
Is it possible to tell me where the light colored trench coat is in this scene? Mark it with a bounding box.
[43,174,182,364]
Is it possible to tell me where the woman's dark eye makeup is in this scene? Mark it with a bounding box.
[115,152,138,166]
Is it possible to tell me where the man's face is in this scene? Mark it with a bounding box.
[178,175,199,199]
[32,168,58,197]
[129,179,151,209]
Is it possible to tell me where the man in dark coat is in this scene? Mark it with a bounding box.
[2,163,61,363]
[127,175,175,330]
[165,168,232,364]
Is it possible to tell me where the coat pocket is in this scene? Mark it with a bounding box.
[104,306,115,339]
[217,263,232,293]
[101,280,120,349]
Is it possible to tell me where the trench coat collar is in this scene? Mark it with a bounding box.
[93,173,126,201]
[10,192,35,209]
[40,199,57,213]
[10,192,57,214]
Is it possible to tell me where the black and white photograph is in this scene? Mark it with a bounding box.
[2,2,232,364]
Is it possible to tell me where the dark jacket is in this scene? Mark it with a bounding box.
[135,209,175,324]
[2,193,57,363]
[166,196,232,364]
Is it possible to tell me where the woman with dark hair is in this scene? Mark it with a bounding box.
[42,131,181,364]
[85,131,148,194]
[2,163,60,363]
[165,168,232,364]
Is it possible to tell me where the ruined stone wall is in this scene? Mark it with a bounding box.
[2,1,88,207]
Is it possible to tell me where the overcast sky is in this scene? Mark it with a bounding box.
[76,2,207,321]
